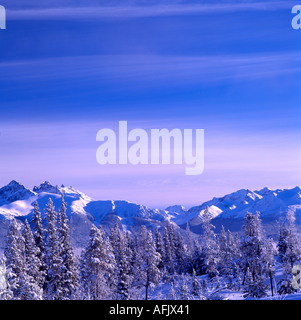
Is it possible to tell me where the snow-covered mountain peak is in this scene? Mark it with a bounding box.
[221,188,261,203]
[165,205,187,216]
[256,187,273,196]
[33,181,91,201]
[59,185,91,201]
[33,181,61,195]
[6,180,23,188]
[0,180,35,205]
[169,186,301,230]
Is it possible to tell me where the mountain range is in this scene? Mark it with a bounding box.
[0,180,300,252]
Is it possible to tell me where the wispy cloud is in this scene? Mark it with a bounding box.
[7,1,292,20]
[0,52,300,86]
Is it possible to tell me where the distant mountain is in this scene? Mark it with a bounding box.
[0,180,300,251]
[165,205,187,217]
[174,187,301,237]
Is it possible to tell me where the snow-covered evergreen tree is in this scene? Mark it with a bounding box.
[282,211,301,268]
[185,222,194,274]
[191,269,204,299]
[4,219,25,299]
[110,224,133,300]
[31,201,46,288]
[261,238,276,296]
[162,226,175,275]
[21,220,43,299]
[124,231,135,278]
[178,275,191,300]
[174,231,188,274]
[0,256,13,300]
[200,207,219,280]
[243,266,267,298]
[218,225,227,260]
[132,226,148,289]
[277,211,301,295]
[218,226,232,286]
[166,223,178,269]
[240,212,264,285]
[138,230,161,300]
[57,194,79,299]
[31,201,45,265]
[44,198,63,300]
[240,212,268,297]
[277,212,288,263]
[109,224,120,254]
[154,227,164,271]
[80,225,116,300]
[191,239,205,275]
[168,282,177,300]
[217,227,241,288]
[226,230,241,288]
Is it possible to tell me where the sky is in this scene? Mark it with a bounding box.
[0,0,300,208]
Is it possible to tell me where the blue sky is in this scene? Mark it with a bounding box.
[0,0,300,208]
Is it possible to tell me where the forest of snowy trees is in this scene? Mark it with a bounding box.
[0,194,301,300]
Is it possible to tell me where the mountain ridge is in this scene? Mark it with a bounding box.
[0,180,300,250]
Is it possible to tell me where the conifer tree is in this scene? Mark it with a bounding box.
[162,226,174,275]
[282,211,301,268]
[191,239,205,275]
[139,230,161,300]
[44,198,63,300]
[240,212,264,285]
[167,223,177,258]
[4,219,25,299]
[191,269,202,299]
[243,266,267,298]
[200,207,219,279]
[132,226,148,289]
[168,282,177,300]
[226,230,241,288]
[80,225,116,300]
[110,224,133,300]
[277,211,301,294]
[57,194,79,299]
[0,256,13,300]
[218,226,227,266]
[31,201,46,287]
[218,226,232,286]
[154,227,164,271]
[21,220,43,299]
[174,231,188,274]
[277,212,288,262]
[124,231,135,278]
[261,238,276,296]
[185,222,194,274]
